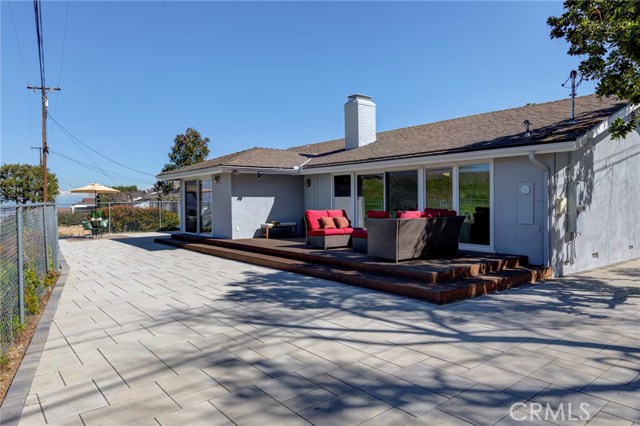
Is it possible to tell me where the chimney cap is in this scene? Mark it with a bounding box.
[347,93,372,101]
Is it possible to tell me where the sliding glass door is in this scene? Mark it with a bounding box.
[184,178,213,235]
[425,163,492,248]
[199,180,212,233]
[458,164,491,245]
[356,174,384,228]
[425,167,453,210]
[184,180,198,233]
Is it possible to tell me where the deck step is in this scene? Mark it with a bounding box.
[155,237,549,305]
[168,233,530,284]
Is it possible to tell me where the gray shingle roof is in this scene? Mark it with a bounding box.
[289,95,626,168]
[159,94,627,178]
[157,147,308,178]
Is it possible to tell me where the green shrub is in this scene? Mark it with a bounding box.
[109,205,179,232]
[58,211,89,226]
[23,263,42,315]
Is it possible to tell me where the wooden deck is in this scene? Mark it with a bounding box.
[155,234,551,304]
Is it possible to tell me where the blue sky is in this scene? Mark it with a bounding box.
[1,1,593,204]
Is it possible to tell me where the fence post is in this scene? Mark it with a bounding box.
[108,203,111,235]
[159,202,163,231]
[54,205,60,269]
[16,207,25,324]
[43,205,49,273]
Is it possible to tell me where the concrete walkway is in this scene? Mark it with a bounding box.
[9,235,640,425]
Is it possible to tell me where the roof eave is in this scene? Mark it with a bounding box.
[299,140,579,175]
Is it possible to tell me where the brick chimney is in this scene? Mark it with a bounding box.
[344,94,376,150]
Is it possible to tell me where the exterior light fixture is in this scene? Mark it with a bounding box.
[305,178,312,188]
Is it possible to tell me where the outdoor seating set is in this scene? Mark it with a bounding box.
[304,208,465,262]
[81,212,109,238]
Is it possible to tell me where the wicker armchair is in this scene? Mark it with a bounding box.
[366,216,465,262]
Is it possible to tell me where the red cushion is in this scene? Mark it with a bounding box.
[396,210,423,219]
[441,210,457,217]
[352,229,368,239]
[307,228,351,236]
[326,209,345,218]
[305,210,327,231]
[334,216,350,229]
[367,210,390,218]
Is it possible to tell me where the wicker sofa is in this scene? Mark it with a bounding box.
[367,214,465,262]
[304,209,354,249]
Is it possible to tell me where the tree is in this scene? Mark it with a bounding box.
[548,1,640,138]
[154,128,210,197]
[99,185,142,203]
[0,163,59,204]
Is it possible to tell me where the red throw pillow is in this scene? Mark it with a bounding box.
[333,216,350,229]
[319,216,337,229]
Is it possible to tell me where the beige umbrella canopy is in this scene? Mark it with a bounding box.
[70,183,120,212]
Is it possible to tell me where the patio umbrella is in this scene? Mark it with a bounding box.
[70,183,120,214]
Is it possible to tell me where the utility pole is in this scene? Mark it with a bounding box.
[27,85,60,202]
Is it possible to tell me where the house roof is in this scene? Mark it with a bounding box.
[158,94,627,179]
[157,147,308,178]
[289,95,626,168]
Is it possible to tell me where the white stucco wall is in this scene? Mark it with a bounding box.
[230,174,304,239]
[551,129,640,275]
[303,174,332,210]
[493,155,550,266]
[212,174,233,239]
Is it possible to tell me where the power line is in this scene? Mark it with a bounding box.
[56,0,70,88]
[49,150,156,186]
[49,115,117,185]
[7,1,31,85]
[32,0,46,88]
[48,114,158,177]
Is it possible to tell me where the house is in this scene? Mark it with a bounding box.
[70,197,95,213]
[157,94,640,276]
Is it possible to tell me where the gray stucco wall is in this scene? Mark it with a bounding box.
[303,174,333,210]
[551,129,640,275]
[212,174,233,239]
[231,174,304,239]
[493,155,549,266]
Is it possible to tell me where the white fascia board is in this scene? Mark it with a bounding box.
[576,103,639,147]
[300,141,578,175]
[156,167,223,181]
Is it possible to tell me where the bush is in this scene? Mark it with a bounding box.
[58,211,89,226]
[109,205,179,232]
[23,263,42,316]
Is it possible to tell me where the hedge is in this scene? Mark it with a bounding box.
[107,205,180,232]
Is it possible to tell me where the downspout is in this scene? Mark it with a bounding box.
[528,152,550,267]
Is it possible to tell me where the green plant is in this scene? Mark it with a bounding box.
[57,211,90,226]
[108,205,179,232]
[0,351,9,368]
[23,262,41,315]
[11,315,24,337]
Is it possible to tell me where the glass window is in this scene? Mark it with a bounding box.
[333,175,351,197]
[199,179,212,233]
[184,180,198,233]
[386,170,418,216]
[458,164,490,245]
[356,174,384,228]
[426,167,453,210]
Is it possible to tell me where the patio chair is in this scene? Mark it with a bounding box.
[99,219,109,236]
[81,220,94,237]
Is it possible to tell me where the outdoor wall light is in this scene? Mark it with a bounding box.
[305,178,312,188]
[257,172,263,180]
[214,175,220,184]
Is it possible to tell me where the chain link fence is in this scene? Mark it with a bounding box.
[57,201,180,236]
[0,204,59,354]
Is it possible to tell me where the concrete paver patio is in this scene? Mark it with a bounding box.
[7,234,640,425]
